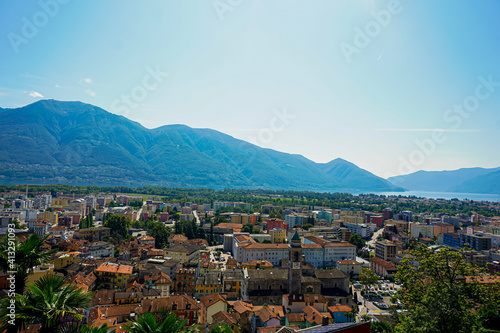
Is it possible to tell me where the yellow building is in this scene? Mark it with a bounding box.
[270,228,286,243]
[74,227,111,241]
[50,252,81,270]
[241,260,273,270]
[51,198,69,206]
[200,294,228,324]
[196,272,222,296]
[37,211,58,225]
[26,263,54,286]
[164,244,199,263]
[94,262,133,289]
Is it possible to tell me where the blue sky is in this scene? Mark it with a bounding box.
[1,0,500,178]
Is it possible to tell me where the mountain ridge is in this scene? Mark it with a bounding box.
[0,100,401,192]
[388,167,500,194]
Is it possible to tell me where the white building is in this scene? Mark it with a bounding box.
[343,222,371,238]
[410,223,434,238]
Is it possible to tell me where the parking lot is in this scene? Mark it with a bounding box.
[353,281,401,317]
[208,249,232,270]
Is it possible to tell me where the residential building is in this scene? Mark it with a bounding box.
[33,222,49,238]
[370,257,397,277]
[442,232,461,248]
[94,262,133,289]
[460,233,492,251]
[74,227,111,241]
[195,271,222,297]
[270,228,286,243]
[165,244,202,263]
[343,223,370,238]
[81,241,115,258]
[335,260,362,276]
[375,240,397,261]
[140,295,200,326]
[173,267,197,295]
[410,223,434,239]
[433,223,454,237]
[199,294,228,324]
[222,269,242,300]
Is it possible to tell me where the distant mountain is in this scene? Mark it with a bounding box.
[450,170,500,194]
[0,100,401,192]
[388,167,500,194]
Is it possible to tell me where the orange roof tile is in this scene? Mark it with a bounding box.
[96,262,133,275]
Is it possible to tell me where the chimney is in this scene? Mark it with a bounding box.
[322,316,328,326]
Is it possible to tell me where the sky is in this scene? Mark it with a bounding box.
[1,0,500,178]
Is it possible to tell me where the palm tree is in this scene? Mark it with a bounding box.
[124,312,192,333]
[57,321,110,333]
[0,274,93,333]
[210,324,233,333]
[0,231,57,294]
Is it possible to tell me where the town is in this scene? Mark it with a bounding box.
[1,186,499,332]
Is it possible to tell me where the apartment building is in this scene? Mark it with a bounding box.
[94,262,133,289]
[375,240,397,261]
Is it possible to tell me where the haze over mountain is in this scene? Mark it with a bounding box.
[0,100,401,192]
[388,167,500,194]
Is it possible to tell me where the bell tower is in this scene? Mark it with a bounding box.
[288,231,303,295]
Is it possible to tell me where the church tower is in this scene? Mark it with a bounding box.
[288,231,303,295]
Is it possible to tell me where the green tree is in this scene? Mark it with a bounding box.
[0,232,56,294]
[104,214,131,238]
[124,312,190,333]
[57,322,110,333]
[370,322,393,333]
[359,268,379,288]
[0,274,93,333]
[393,245,500,333]
[303,223,314,230]
[241,223,253,233]
[210,324,233,333]
[349,234,366,249]
[195,227,206,240]
[151,222,171,248]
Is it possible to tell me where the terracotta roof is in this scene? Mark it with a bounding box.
[254,305,284,322]
[323,242,356,248]
[96,262,133,275]
[231,300,254,314]
[259,326,300,333]
[241,243,288,249]
[328,304,352,313]
[336,260,361,265]
[49,226,67,231]
[235,234,254,243]
[242,260,273,268]
[212,311,239,325]
[69,272,96,292]
[187,238,209,246]
[302,243,323,249]
[140,294,200,313]
[226,258,238,266]
[138,235,155,241]
[94,289,116,305]
[200,294,227,308]
[283,294,328,304]
[286,313,306,322]
[146,272,172,285]
[303,306,331,325]
[370,257,398,270]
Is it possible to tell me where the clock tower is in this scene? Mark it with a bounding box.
[288,231,303,295]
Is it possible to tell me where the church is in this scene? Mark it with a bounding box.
[241,232,352,306]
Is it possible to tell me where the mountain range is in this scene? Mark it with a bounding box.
[388,167,500,194]
[0,100,401,192]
